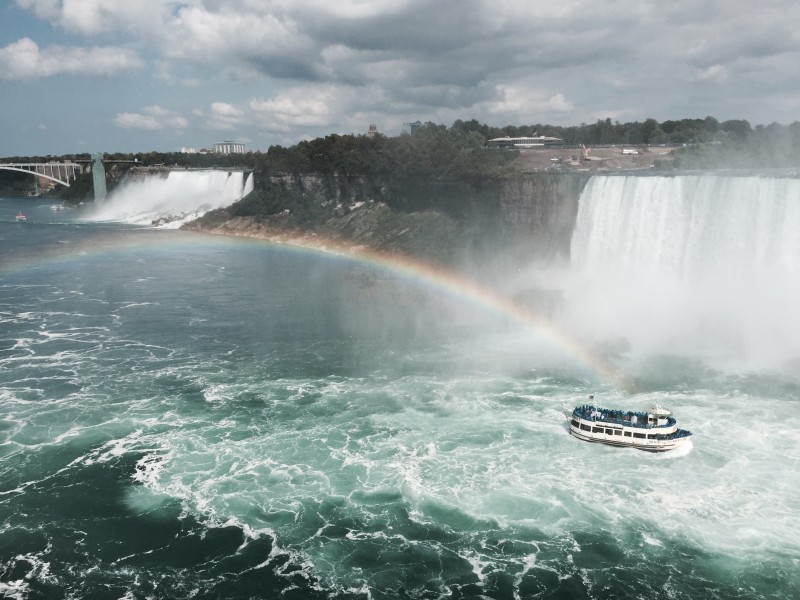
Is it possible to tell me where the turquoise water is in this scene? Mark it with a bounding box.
[1,197,799,599]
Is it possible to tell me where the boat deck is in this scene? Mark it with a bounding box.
[572,404,677,429]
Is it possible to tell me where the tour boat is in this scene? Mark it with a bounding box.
[15,212,27,222]
[566,398,692,452]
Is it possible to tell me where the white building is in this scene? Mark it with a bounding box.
[486,135,563,148]
[214,141,245,154]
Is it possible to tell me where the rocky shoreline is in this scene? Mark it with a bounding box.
[182,199,476,267]
[182,213,372,256]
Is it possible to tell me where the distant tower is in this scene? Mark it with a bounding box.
[367,124,378,138]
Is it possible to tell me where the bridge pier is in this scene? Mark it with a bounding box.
[91,153,107,202]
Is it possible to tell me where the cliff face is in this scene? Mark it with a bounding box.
[493,173,589,263]
[186,171,591,270]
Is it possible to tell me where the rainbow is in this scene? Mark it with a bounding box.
[296,238,627,388]
[1,226,627,389]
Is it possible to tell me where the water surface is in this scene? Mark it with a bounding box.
[1,194,798,599]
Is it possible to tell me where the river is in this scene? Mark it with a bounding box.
[1,175,798,599]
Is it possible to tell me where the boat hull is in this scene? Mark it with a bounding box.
[566,405,692,452]
[567,425,690,452]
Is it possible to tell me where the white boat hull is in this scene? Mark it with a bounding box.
[567,424,690,452]
[566,408,692,452]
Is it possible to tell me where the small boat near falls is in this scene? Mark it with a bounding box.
[566,398,692,452]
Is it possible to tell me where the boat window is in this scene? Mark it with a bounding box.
[633,432,646,439]
[592,427,604,433]
[571,420,579,427]
[580,424,591,431]
[624,432,631,437]
[614,430,622,436]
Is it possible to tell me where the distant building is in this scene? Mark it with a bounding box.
[179,147,197,153]
[486,135,563,148]
[402,120,423,135]
[367,124,378,138]
[214,141,245,154]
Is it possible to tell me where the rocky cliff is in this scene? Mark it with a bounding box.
[184,172,591,271]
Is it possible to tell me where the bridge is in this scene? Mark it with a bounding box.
[0,154,250,202]
[0,162,83,187]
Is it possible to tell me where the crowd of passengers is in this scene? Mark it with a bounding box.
[572,405,676,428]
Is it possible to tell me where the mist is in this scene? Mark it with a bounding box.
[84,169,800,372]
[548,174,800,372]
[88,170,254,228]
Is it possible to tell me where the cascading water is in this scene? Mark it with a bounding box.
[89,170,254,228]
[563,174,800,369]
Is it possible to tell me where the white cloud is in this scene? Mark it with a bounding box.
[207,102,246,130]
[144,105,170,117]
[166,116,189,128]
[9,0,800,151]
[13,0,60,21]
[282,0,414,20]
[547,93,574,112]
[249,85,344,132]
[480,85,575,120]
[694,64,728,83]
[15,0,174,36]
[167,4,318,78]
[154,60,202,87]
[115,113,163,130]
[114,107,187,130]
[0,37,144,79]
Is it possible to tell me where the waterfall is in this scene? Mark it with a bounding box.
[561,174,800,369]
[243,172,254,198]
[571,175,800,279]
[89,169,253,228]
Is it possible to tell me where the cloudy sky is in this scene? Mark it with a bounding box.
[1,0,799,156]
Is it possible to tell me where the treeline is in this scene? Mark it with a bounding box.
[451,116,753,145]
[5,116,800,181]
[1,126,516,183]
